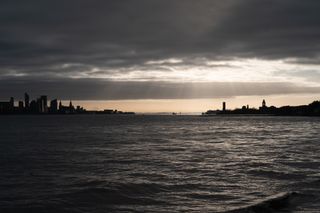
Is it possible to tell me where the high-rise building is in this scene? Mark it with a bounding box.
[0,98,13,113]
[30,100,37,113]
[10,97,14,108]
[25,93,30,109]
[36,98,41,112]
[40,95,48,113]
[18,101,24,112]
[50,99,58,113]
[262,99,266,108]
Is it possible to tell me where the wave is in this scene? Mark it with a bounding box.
[224,191,299,213]
[58,182,170,206]
[247,168,305,180]
[0,183,170,213]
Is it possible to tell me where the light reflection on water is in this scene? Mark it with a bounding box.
[0,115,319,212]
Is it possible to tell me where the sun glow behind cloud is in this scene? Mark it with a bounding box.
[50,57,320,113]
[57,58,320,87]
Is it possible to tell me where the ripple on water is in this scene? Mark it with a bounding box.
[0,115,319,212]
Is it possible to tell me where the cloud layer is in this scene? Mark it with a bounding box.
[1,78,319,100]
[1,0,320,99]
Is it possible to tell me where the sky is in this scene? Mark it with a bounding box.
[1,0,320,112]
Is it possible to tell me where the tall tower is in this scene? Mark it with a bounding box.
[24,93,30,109]
[262,99,266,108]
[9,97,14,108]
[18,101,24,110]
[40,95,48,113]
[222,102,226,111]
[50,99,58,113]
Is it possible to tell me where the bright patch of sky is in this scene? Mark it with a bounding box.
[64,58,320,86]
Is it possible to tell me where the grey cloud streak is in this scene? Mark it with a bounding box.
[0,78,319,100]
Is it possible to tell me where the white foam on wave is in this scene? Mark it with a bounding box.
[224,192,299,213]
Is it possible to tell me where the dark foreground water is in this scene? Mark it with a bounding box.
[0,115,320,213]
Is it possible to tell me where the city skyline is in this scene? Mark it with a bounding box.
[1,92,319,115]
[0,92,134,114]
[0,92,85,114]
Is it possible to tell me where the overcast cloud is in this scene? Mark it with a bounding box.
[1,0,320,99]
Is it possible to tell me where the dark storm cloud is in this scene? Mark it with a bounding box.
[210,0,320,59]
[1,0,320,99]
[0,0,224,70]
[0,78,319,100]
[1,1,320,69]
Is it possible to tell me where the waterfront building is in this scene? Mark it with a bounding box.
[40,95,48,113]
[18,101,24,111]
[50,99,58,113]
[25,93,30,109]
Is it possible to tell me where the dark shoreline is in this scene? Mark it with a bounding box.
[203,100,320,117]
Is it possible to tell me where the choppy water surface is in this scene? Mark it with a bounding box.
[0,115,320,212]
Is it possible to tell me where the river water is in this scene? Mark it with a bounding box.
[0,115,319,212]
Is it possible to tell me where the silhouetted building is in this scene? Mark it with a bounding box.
[222,102,226,111]
[25,93,30,109]
[10,97,14,108]
[206,98,320,116]
[0,97,14,113]
[58,100,75,114]
[30,100,37,113]
[0,93,135,115]
[18,101,24,111]
[0,102,8,113]
[262,99,266,108]
[259,99,268,113]
[75,106,86,113]
[36,98,41,112]
[50,99,58,113]
[39,95,48,113]
[69,100,75,113]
